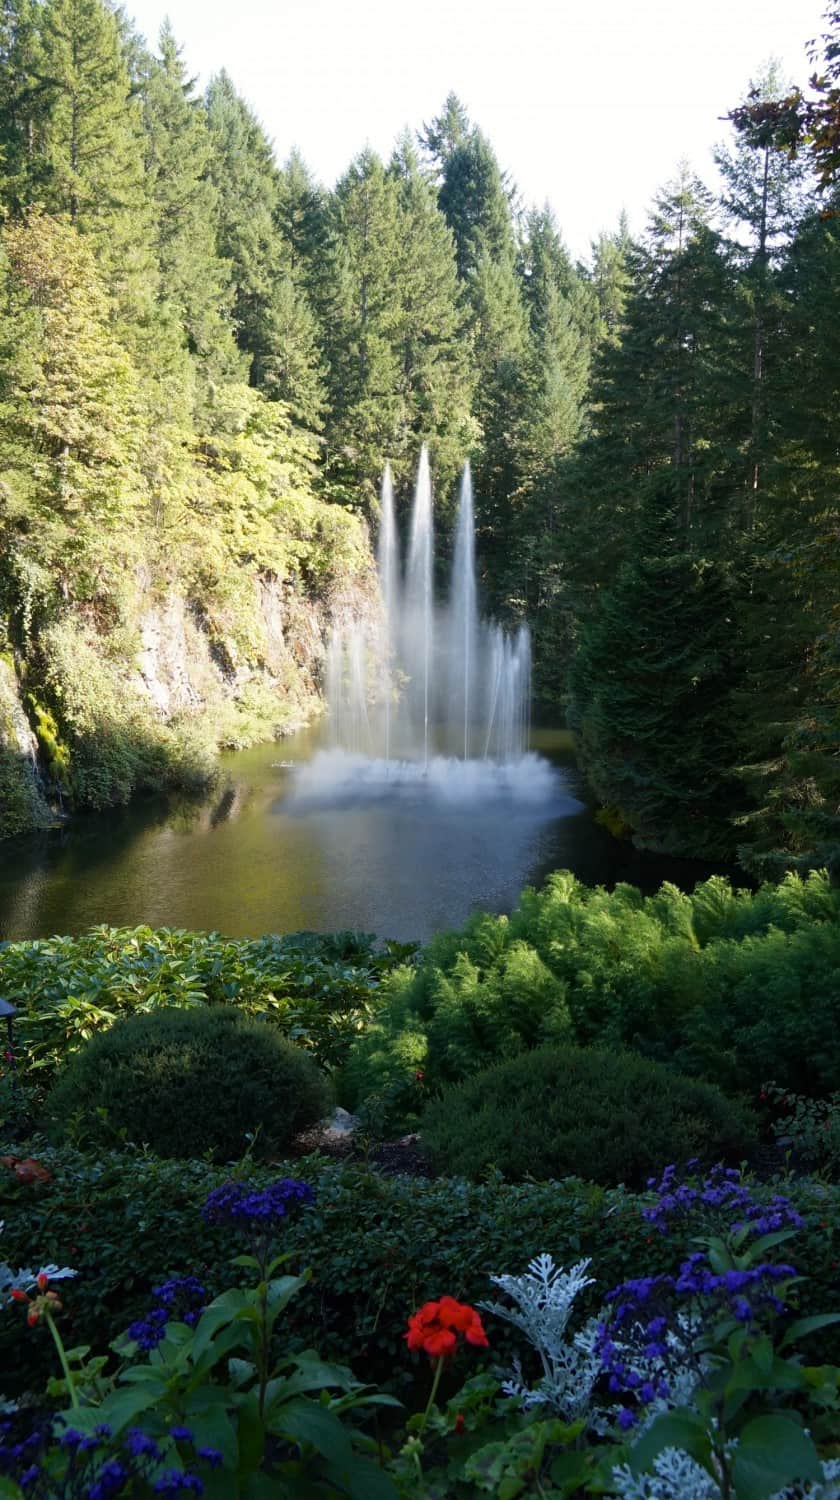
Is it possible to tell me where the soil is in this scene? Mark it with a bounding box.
[287,1126,432,1178]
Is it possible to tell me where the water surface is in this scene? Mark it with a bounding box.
[0,728,737,943]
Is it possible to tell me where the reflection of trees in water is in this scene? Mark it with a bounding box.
[209,783,240,828]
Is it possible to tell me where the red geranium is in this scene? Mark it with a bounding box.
[405,1296,489,1360]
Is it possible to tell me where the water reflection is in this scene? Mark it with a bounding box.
[0,726,741,943]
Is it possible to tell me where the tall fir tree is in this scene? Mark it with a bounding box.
[204,71,324,424]
[25,0,155,315]
[141,22,237,377]
[568,492,744,857]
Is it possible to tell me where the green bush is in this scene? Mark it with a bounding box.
[44,1006,331,1160]
[420,1044,757,1186]
[344,870,840,1108]
[1,1144,836,1399]
[0,924,411,1094]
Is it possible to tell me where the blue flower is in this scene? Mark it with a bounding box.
[169,1426,194,1443]
[196,1447,223,1468]
[125,1429,161,1459]
[87,1458,129,1500]
[202,1177,314,1229]
[617,1408,637,1430]
[153,1472,205,1496]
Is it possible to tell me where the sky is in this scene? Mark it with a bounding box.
[123,0,826,258]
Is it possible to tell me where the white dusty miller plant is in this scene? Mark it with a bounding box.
[612,1449,840,1500]
[480,1253,705,1434]
[480,1254,604,1423]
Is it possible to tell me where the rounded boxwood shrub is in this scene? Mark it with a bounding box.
[45,1006,332,1161]
[420,1043,757,1187]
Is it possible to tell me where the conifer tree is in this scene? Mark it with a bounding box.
[568,493,743,857]
[28,0,154,311]
[204,71,325,424]
[141,23,237,376]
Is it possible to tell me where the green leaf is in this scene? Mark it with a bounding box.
[191,1289,256,1361]
[732,1416,822,1500]
[779,1312,840,1350]
[234,1391,265,1478]
[268,1395,353,1465]
[321,1455,400,1500]
[631,1410,710,1473]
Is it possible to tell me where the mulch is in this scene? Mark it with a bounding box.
[288,1126,432,1177]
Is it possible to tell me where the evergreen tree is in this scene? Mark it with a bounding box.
[141,22,237,375]
[715,65,809,530]
[588,213,633,347]
[0,212,143,595]
[568,494,743,857]
[386,134,474,491]
[563,167,734,602]
[26,0,154,309]
[435,124,517,279]
[0,0,50,213]
[321,148,404,501]
[275,147,331,315]
[204,71,324,424]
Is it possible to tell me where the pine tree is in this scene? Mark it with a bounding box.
[0,212,143,595]
[715,64,809,531]
[564,167,734,602]
[275,147,331,317]
[386,134,474,493]
[204,71,325,425]
[27,0,154,310]
[588,213,633,347]
[141,22,237,376]
[321,148,404,501]
[568,493,743,857]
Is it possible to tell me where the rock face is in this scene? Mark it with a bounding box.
[0,554,380,839]
[0,656,38,762]
[129,570,379,730]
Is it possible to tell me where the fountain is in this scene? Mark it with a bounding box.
[293,448,551,806]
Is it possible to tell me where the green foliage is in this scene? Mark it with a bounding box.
[768,1084,840,1180]
[344,870,840,1107]
[1,1145,838,1400]
[568,503,745,858]
[45,1005,332,1159]
[0,743,49,838]
[0,923,409,1093]
[420,1044,756,1186]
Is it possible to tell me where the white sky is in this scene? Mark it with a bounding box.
[123,0,825,258]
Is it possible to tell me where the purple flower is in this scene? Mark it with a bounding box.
[153,1473,205,1496]
[202,1178,314,1229]
[128,1279,207,1352]
[196,1448,223,1468]
[618,1407,637,1430]
[125,1430,161,1460]
[87,1458,130,1500]
[169,1426,194,1443]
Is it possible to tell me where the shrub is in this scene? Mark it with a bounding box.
[1,1144,836,1400]
[44,1006,331,1160]
[343,870,840,1108]
[420,1044,757,1187]
[0,924,410,1094]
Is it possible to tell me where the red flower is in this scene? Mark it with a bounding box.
[405,1296,489,1360]
[9,1288,29,1304]
[454,1413,466,1435]
[36,1272,49,1292]
[414,1071,425,1083]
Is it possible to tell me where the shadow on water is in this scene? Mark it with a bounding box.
[0,724,746,943]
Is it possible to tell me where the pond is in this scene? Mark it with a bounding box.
[0,727,736,943]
